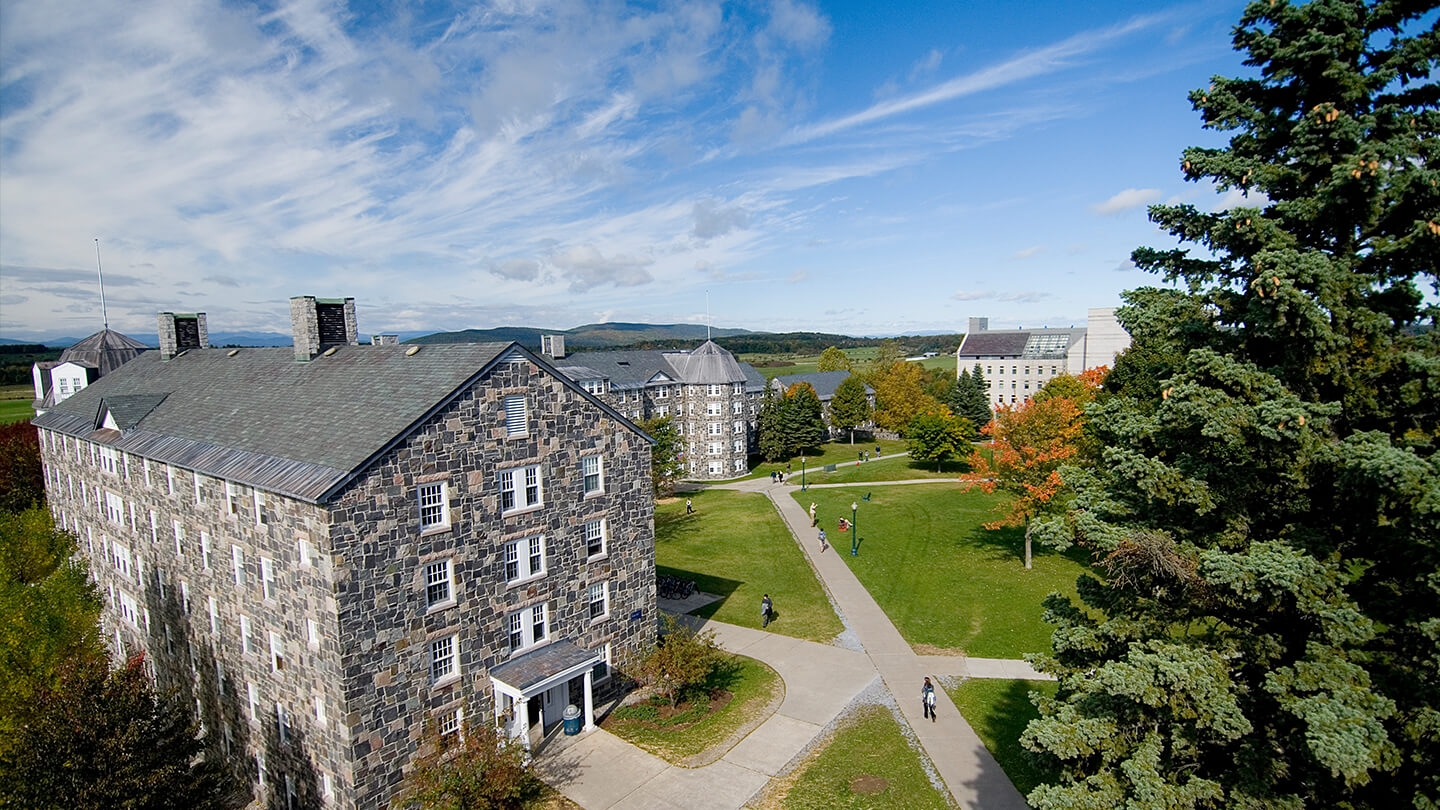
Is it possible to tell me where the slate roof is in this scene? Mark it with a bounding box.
[59,328,150,376]
[770,371,870,401]
[34,342,640,504]
[557,341,766,394]
[489,640,602,693]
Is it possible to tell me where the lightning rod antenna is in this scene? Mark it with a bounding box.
[706,290,711,341]
[94,238,109,331]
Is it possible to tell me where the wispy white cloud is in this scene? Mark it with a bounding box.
[1092,188,1162,215]
[782,12,1168,145]
[1011,245,1046,260]
[952,289,1052,303]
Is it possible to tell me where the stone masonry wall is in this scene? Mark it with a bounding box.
[40,431,353,809]
[324,357,656,809]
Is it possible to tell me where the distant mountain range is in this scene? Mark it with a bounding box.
[2,323,961,353]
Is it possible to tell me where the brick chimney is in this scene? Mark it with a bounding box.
[540,334,566,359]
[967,317,989,334]
[157,312,209,361]
[371,334,399,346]
[291,296,357,361]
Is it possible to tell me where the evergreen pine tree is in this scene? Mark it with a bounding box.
[1023,3,1439,808]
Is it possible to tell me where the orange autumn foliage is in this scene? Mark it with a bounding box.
[963,395,1084,530]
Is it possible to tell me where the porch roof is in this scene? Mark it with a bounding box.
[489,641,602,696]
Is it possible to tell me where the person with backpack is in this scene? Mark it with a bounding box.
[922,677,937,721]
[761,594,773,628]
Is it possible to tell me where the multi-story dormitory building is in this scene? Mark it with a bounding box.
[955,309,1131,406]
[34,298,657,810]
[544,339,767,480]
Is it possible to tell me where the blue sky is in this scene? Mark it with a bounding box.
[0,0,1257,342]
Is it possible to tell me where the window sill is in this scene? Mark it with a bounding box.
[585,552,609,563]
[432,674,460,691]
[589,613,610,625]
[505,573,547,590]
[425,600,458,615]
[582,489,604,499]
[500,505,543,518]
[419,525,453,538]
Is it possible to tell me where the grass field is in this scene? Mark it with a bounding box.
[604,653,780,763]
[764,704,951,810]
[746,438,913,481]
[1,384,34,425]
[791,484,1091,658]
[656,490,843,643]
[947,678,1059,798]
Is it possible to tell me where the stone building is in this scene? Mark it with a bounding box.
[552,340,766,480]
[34,297,656,810]
[956,308,1131,406]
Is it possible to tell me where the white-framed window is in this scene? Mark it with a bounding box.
[503,536,545,582]
[193,473,204,505]
[706,401,722,415]
[588,581,609,620]
[581,379,604,395]
[439,707,463,738]
[208,597,219,634]
[180,581,190,613]
[708,442,722,455]
[298,538,314,568]
[430,634,458,683]
[247,683,259,723]
[276,702,290,743]
[498,465,542,512]
[254,490,268,526]
[732,439,744,453]
[708,384,723,396]
[261,557,276,601]
[733,400,744,415]
[225,482,239,515]
[504,394,528,437]
[113,542,132,578]
[240,616,253,654]
[657,405,669,417]
[99,445,119,475]
[173,521,184,557]
[733,421,745,435]
[149,510,158,543]
[654,386,668,399]
[708,461,723,475]
[417,481,449,531]
[734,458,746,472]
[307,618,320,650]
[232,546,245,586]
[269,631,285,671]
[709,423,723,436]
[256,751,267,788]
[425,559,455,608]
[315,695,327,728]
[118,591,140,627]
[143,458,152,487]
[322,773,334,803]
[166,464,175,495]
[583,519,606,558]
[507,603,548,653]
[593,642,613,683]
[581,456,603,495]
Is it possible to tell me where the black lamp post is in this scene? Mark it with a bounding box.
[801,456,807,491]
[850,501,859,556]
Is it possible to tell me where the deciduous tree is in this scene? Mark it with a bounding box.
[0,422,43,514]
[816,346,852,372]
[639,416,684,497]
[399,720,541,810]
[828,374,872,444]
[1022,3,1440,808]
[0,653,236,810]
[870,361,944,435]
[963,396,1083,569]
[639,615,722,709]
[906,411,972,472]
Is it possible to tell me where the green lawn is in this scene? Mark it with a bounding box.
[656,490,843,643]
[604,653,780,763]
[796,453,972,485]
[746,438,912,481]
[792,484,1091,658]
[947,678,1059,798]
[774,704,952,810]
[0,385,34,425]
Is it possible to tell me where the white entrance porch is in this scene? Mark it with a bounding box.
[489,640,603,751]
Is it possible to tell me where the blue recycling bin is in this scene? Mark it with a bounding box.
[562,705,582,735]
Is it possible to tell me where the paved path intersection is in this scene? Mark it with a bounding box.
[536,473,1046,810]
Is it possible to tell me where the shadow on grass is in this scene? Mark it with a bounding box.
[958,522,1094,569]
[972,679,1060,797]
[655,565,743,621]
[904,457,974,475]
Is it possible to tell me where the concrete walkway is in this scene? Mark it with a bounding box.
[537,471,1045,810]
[735,476,1035,810]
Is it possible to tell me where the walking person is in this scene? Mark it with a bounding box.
[818,528,828,553]
[922,677,936,721]
[685,498,694,514]
[809,502,818,527]
[761,594,773,628]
